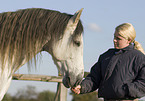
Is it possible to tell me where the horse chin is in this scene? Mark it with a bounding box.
[62,76,82,88]
[62,77,71,88]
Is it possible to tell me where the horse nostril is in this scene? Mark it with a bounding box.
[66,76,70,82]
[66,76,71,87]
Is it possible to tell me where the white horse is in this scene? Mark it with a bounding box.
[0,8,84,100]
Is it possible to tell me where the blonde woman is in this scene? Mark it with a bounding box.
[72,23,145,101]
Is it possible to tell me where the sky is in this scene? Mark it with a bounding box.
[1,0,145,101]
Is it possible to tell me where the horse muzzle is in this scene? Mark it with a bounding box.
[62,73,83,88]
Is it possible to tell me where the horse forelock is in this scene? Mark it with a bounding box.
[0,8,83,72]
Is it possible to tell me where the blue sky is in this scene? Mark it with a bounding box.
[1,0,145,101]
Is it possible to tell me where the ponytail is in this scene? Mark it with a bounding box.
[133,40,145,54]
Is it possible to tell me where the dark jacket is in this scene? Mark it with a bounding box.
[80,45,145,100]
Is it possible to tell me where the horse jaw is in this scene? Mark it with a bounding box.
[51,34,84,88]
[62,60,84,88]
[53,59,84,88]
[52,32,84,88]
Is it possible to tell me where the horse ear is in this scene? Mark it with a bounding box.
[72,8,83,24]
[68,8,83,34]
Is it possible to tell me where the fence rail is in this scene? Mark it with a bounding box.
[12,72,89,82]
[12,74,62,82]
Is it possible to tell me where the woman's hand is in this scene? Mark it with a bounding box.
[71,85,81,94]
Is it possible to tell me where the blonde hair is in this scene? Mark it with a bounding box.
[115,23,145,54]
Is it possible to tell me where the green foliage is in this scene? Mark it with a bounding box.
[37,90,55,101]
[71,91,102,101]
[3,93,12,101]
[2,85,55,101]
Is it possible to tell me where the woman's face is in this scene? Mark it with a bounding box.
[113,32,131,49]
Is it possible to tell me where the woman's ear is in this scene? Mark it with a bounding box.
[128,39,132,44]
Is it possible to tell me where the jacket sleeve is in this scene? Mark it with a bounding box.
[80,57,102,94]
[126,57,145,98]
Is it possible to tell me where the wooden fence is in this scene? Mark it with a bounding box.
[12,72,89,101]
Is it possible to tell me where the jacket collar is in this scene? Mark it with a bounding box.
[121,44,134,51]
[114,44,134,51]
[114,45,134,55]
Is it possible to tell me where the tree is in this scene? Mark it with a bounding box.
[11,85,37,101]
[37,90,55,101]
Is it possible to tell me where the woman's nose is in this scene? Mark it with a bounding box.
[113,38,116,42]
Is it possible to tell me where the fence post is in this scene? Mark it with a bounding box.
[54,71,67,101]
[55,82,67,101]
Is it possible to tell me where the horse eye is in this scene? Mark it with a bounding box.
[74,40,80,46]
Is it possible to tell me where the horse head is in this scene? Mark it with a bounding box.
[46,8,84,88]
